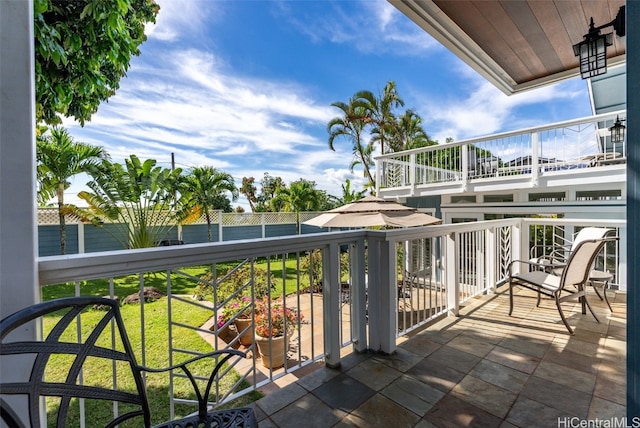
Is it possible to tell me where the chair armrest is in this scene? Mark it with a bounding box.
[139,349,247,422]
[508,259,565,276]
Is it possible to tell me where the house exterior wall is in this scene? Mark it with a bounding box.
[627,0,639,418]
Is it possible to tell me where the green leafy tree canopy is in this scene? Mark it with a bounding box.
[34,0,159,125]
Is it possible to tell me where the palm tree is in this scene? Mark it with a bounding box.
[327,97,376,191]
[177,166,239,242]
[36,127,109,254]
[271,179,323,232]
[76,155,183,249]
[340,179,366,204]
[355,81,404,155]
[390,109,436,152]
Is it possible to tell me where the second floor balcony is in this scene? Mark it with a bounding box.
[376,111,627,200]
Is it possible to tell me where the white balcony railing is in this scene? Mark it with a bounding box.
[35,218,625,424]
[376,110,627,197]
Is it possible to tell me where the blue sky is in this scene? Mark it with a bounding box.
[63,0,592,210]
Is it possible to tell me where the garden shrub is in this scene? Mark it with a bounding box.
[196,262,275,303]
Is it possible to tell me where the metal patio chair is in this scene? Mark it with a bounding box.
[0,296,257,428]
[508,227,614,334]
[528,227,611,273]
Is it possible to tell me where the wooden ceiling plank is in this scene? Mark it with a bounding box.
[391,0,627,94]
[555,0,591,43]
[434,0,537,85]
[527,1,578,69]
[501,1,564,77]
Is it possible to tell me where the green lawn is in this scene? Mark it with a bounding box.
[40,263,272,427]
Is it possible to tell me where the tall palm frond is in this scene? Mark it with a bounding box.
[327,98,376,189]
[175,166,238,242]
[36,126,109,253]
[355,81,404,155]
[76,155,183,249]
[390,109,437,152]
[271,180,323,232]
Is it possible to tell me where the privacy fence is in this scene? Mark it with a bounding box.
[37,209,326,256]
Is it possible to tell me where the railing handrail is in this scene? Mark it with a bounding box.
[40,218,626,284]
[375,109,627,160]
[38,230,367,285]
[379,218,521,243]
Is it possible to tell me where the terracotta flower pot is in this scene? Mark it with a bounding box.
[233,316,254,347]
[209,323,237,345]
[255,334,288,369]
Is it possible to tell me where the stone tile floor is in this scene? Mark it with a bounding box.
[251,284,626,427]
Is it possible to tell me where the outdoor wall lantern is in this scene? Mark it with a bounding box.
[573,5,625,79]
[609,115,626,144]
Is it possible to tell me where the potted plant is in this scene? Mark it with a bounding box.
[209,306,238,344]
[253,297,303,368]
[223,296,253,346]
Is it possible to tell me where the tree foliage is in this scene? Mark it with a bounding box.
[271,179,325,230]
[327,97,376,191]
[328,81,442,191]
[176,166,238,242]
[251,173,286,212]
[239,177,258,212]
[36,127,110,254]
[354,81,404,156]
[390,109,437,152]
[338,179,366,205]
[76,155,183,249]
[34,0,159,125]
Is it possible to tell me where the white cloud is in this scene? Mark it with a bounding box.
[147,0,219,42]
[419,75,589,143]
[275,0,438,56]
[68,45,335,164]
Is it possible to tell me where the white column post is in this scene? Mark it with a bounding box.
[322,243,341,368]
[409,153,416,195]
[379,238,396,354]
[0,0,38,316]
[512,221,524,276]
[375,159,381,195]
[485,227,496,293]
[461,144,469,190]
[531,132,539,185]
[365,233,396,354]
[0,0,38,423]
[350,238,368,353]
[617,224,627,289]
[445,232,459,316]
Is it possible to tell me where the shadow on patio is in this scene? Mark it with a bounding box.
[251,284,626,427]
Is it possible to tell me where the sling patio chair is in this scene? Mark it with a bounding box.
[0,296,257,428]
[528,227,612,273]
[508,227,614,334]
[528,227,618,310]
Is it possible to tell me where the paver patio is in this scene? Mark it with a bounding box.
[251,284,626,427]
